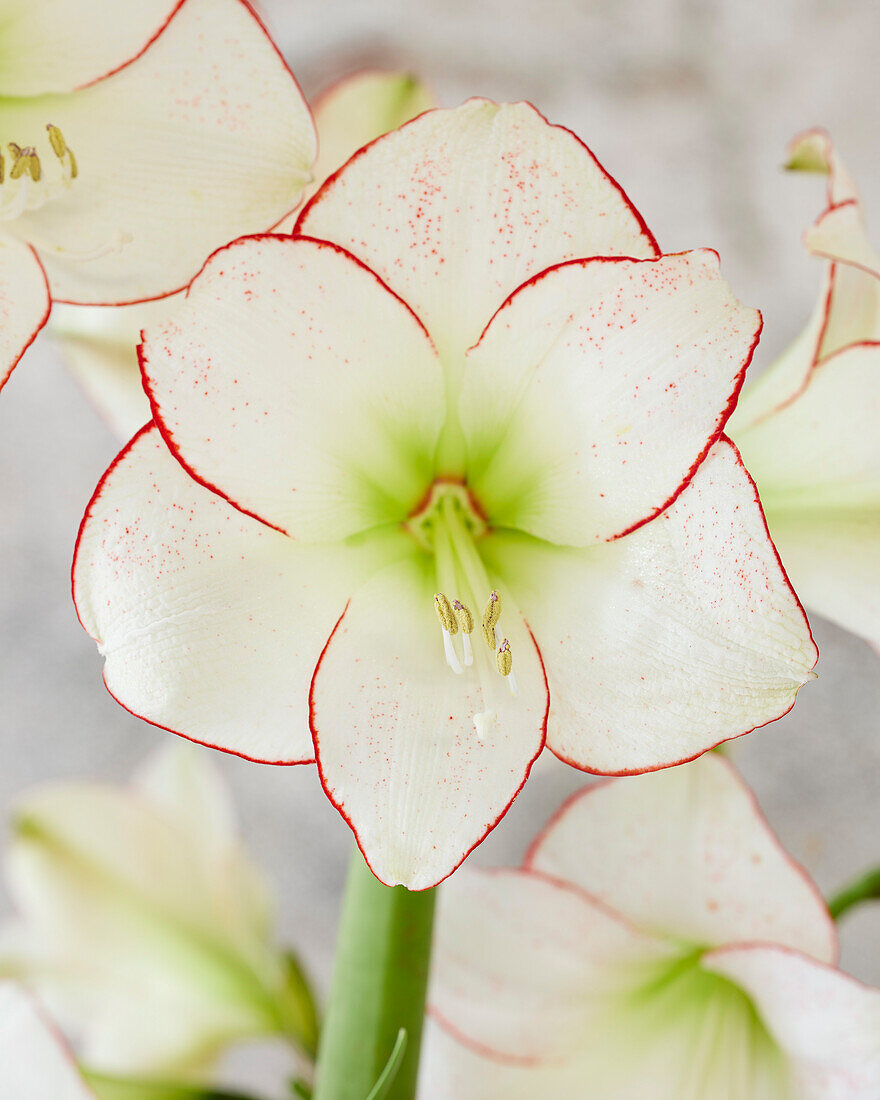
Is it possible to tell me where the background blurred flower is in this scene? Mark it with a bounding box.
[0,0,316,389]
[0,742,317,1079]
[730,130,880,651]
[0,981,96,1100]
[48,69,434,442]
[426,755,880,1098]
[75,101,815,889]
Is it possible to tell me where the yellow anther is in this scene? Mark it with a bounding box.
[9,144,41,182]
[496,639,513,677]
[46,124,77,178]
[434,593,458,635]
[452,599,474,635]
[482,590,501,650]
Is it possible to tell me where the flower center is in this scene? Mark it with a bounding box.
[1,123,131,260]
[407,482,517,737]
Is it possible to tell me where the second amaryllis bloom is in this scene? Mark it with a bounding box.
[74,101,817,889]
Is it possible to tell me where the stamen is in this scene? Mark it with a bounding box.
[453,600,474,666]
[9,144,40,182]
[496,638,512,677]
[434,592,463,674]
[482,590,500,650]
[46,124,77,179]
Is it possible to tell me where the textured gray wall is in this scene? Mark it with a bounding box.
[0,0,878,1093]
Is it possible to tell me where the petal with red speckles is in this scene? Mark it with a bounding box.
[73,426,409,764]
[3,0,315,305]
[297,99,658,361]
[310,558,548,890]
[481,439,817,775]
[460,250,760,546]
[141,235,445,541]
[526,754,836,962]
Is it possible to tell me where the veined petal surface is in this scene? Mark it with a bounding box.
[297,99,658,360]
[526,755,836,962]
[0,0,180,94]
[4,0,315,304]
[461,250,760,545]
[142,235,445,540]
[310,559,548,889]
[482,440,817,774]
[73,426,407,764]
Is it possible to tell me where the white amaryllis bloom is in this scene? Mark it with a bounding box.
[49,70,433,440]
[74,101,817,890]
[0,742,314,1077]
[427,755,880,1099]
[729,129,880,649]
[0,0,315,388]
[0,983,96,1100]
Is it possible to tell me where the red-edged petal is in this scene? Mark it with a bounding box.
[141,235,445,541]
[481,439,817,775]
[6,0,315,306]
[0,239,50,391]
[309,560,549,889]
[297,99,658,360]
[526,754,836,963]
[704,946,880,1099]
[73,425,404,764]
[461,250,760,545]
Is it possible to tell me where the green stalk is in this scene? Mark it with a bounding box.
[85,1071,262,1100]
[828,866,880,920]
[313,849,436,1100]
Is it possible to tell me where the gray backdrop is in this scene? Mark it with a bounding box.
[1,0,878,1092]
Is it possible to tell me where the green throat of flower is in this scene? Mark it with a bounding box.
[407,482,518,735]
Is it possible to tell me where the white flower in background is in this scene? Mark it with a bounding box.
[0,0,316,389]
[426,755,880,1099]
[0,982,96,1100]
[729,129,880,650]
[50,69,434,441]
[73,100,817,891]
[0,742,316,1078]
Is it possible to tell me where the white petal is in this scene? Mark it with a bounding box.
[141,235,445,540]
[49,300,162,439]
[461,250,760,545]
[0,984,95,1099]
[4,0,316,304]
[0,0,179,95]
[526,755,836,961]
[704,946,880,1099]
[431,868,675,1062]
[0,238,50,391]
[483,439,817,774]
[297,100,658,360]
[310,559,548,889]
[73,425,406,764]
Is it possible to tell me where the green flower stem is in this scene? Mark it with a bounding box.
[278,949,321,1059]
[313,848,436,1100]
[85,1071,264,1100]
[828,866,880,920]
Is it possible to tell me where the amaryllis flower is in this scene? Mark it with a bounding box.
[0,0,315,389]
[729,129,880,649]
[0,983,96,1100]
[74,101,817,889]
[426,755,880,1099]
[49,69,433,440]
[0,743,317,1077]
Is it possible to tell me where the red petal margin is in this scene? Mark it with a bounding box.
[57,0,316,307]
[294,97,661,261]
[522,756,837,965]
[70,422,312,766]
[139,232,438,539]
[0,246,51,394]
[308,610,550,891]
